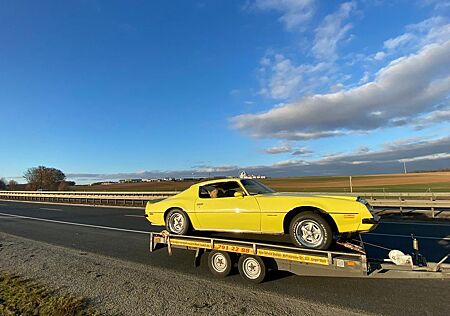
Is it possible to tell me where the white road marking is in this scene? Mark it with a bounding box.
[124,214,145,218]
[0,212,152,235]
[381,221,450,227]
[1,211,447,242]
[40,207,63,212]
[0,204,7,206]
[365,232,450,241]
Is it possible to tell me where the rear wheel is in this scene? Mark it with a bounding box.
[238,255,267,283]
[165,209,190,235]
[208,251,233,277]
[289,212,333,250]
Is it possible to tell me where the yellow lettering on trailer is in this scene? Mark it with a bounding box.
[170,239,212,249]
[214,243,254,254]
[257,249,329,266]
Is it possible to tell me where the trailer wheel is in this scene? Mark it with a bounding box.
[238,255,267,283]
[208,251,233,277]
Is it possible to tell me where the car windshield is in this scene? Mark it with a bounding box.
[241,179,275,195]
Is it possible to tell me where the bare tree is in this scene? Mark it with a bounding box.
[58,181,69,191]
[0,178,6,190]
[8,180,18,191]
[24,166,66,191]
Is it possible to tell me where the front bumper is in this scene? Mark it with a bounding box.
[362,214,380,224]
[360,214,380,232]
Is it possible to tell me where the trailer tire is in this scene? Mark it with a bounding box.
[238,255,267,283]
[289,212,332,250]
[165,209,190,235]
[208,251,233,277]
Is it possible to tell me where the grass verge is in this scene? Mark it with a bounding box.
[0,271,103,316]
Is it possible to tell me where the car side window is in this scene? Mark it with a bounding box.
[199,182,245,199]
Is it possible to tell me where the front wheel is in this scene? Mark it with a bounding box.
[289,212,333,250]
[165,209,190,235]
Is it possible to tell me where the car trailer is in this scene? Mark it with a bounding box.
[150,231,449,283]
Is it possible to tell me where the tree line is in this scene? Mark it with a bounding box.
[1,166,75,191]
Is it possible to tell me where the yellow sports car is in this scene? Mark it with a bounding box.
[145,178,379,250]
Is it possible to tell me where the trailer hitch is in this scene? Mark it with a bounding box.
[411,234,427,267]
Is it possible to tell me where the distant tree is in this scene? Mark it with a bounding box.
[58,181,69,191]
[8,180,18,191]
[0,178,6,190]
[23,166,66,191]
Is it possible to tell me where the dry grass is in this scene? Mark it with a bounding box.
[0,271,103,316]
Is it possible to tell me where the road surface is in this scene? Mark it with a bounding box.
[0,200,449,315]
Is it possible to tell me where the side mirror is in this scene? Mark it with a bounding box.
[234,192,244,199]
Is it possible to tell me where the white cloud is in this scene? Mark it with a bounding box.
[192,165,239,173]
[66,136,450,181]
[400,152,450,162]
[414,107,450,129]
[359,71,370,84]
[374,51,386,60]
[259,54,330,99]
[263,54,303,99]
[250,0,314,30]
[232,41,450,140]
[384,33,414,50]
[363,17,450,68]
[379,16,450,58]
[312,1,356,61]
[264,143,292,154]
[292,147,313,156]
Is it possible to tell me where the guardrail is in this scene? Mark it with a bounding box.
[0,191,178,207]
[0,191,449,217]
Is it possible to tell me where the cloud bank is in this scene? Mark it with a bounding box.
[65,136,450,183]
[232,41,450,140]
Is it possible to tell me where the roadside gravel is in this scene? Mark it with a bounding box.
[0,232,372,316]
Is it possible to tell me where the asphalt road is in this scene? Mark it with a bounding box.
[0,200,449,315]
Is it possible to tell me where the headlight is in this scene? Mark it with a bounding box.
[357,196,374,213]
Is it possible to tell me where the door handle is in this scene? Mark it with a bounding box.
[196,203,204,206]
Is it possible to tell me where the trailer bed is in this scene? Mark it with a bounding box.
[150,231,449,282]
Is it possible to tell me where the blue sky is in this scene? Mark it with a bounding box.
[1,0,449,184]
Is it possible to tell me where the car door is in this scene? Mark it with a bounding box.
[194,181,261,232]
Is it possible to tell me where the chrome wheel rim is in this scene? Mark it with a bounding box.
[211,253,228,273]
[296,219,323,247]
[242,257,261,279]
[168,212,184,233]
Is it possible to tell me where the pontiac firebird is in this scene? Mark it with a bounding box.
[145,178,379,250]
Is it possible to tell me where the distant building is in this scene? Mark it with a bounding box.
[100,181,117,185]
[119,179,143,183]
[239,171,267,179]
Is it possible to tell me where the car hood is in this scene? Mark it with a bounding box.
[257,192,358,202]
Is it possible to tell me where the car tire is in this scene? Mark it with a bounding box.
[238,255,267,284]
[165,208,190,235]
[208,251,233,277]
[289,211,333,250]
